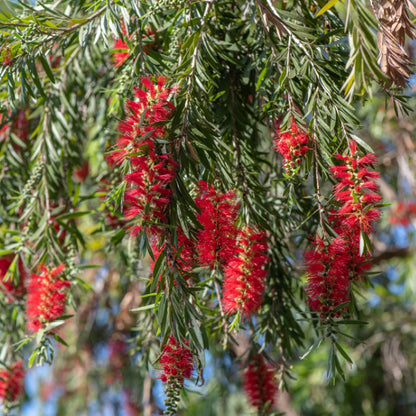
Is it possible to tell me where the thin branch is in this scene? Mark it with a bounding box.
[213,275,228,349]
[143,372,153,416]
[372,246,412,265]
[55,5,108,34]
[2,4,108,68]
[312,105,327,240]
[41,108,51,223]
[0,4,108,34]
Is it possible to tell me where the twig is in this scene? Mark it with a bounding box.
[312,107,327,240]
[41,107,51,222]
[0,5,108,33]
[213,274,228,348]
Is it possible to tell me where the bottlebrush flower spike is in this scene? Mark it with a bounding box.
[112,21,130,67]
[105,337,129,384]
[159,336,194,386]
[26,263,70,333]
[0,360,25,403]
[305,235,351,317]
[123,152,178,235]
[108,76,177,166]
[330,141,381,235]
[0,255,26,300]
[195,181,239,269]
[112,25,156,67]
[222,227,269,317]
[273,119,311,174]
[13,109,28,141]
[243,354,278,412]
[0,47,12,66]
[113,37,130,67]
[108,76,179,235]
[389,201,416,226]
[0,109,28,144]
[328,212,372,281]
[0,114,9,140]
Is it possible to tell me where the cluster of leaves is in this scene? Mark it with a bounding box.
[0,0,414,414]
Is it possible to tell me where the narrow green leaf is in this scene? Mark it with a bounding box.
[131,304,156,312]
[52,333,69,347]
[335,342,353,364]
[316,0,340,16]
[256,66,268,91]
[39,55,56,84]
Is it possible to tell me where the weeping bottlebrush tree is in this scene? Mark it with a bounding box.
[0,0,415,414]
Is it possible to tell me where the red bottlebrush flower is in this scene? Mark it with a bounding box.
[123,390,141,416]
[159,336,194,387]
[108,76,177,166]
[273,119,311,174]
[328,212,372,281]
[112,25,156,67]
[113,37,130,67]
[0,255,26,300]
[0,360,25,403]
[112,20,130,67]
[13,109,28,141]
[26,263,70,333]
[1,48,12,66]
[222,227,269,317]
[73,162,90,183]
[0,109,28,144]
[105,337,129,384]
[195,181,239,269]
[123,152,178,235]
[304,235,351,317]
[0,114,9,140]
[243,354,278,411]
[330,141,381,235]
[389,201,416,226]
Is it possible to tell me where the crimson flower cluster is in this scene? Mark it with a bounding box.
[13,109,29,141]
[112,25,156,67]
[0,360,25,403]
[0,47,11,66]
[389,201,416,226]
[330,141,381,234]
[108,76,178,235]
[0,109,28,143]
[222,228,269,317]
[124,153,178,235]
[305,142,381,318]
[159,336,194,386]
[305,236,351,316]
[0,115,7,138]
[194,181,270,317]
[0,255,26,300]
[26,263,69,333]
[113,37,130,67]
[105,337,129,384]
[195,180,239,268]
[243,354,278,412]
[273,119,311,174]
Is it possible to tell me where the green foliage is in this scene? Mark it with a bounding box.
[0,0,414,414]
